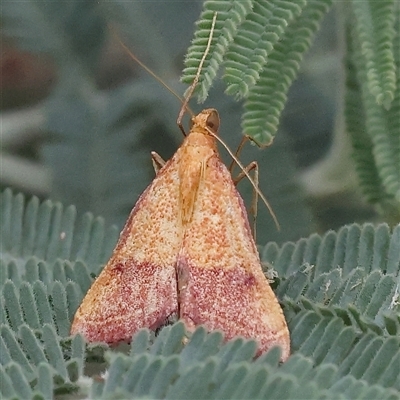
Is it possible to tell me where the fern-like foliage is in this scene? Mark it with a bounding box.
[344,40,387,206]
[182,1,331,145]
[0,189,399,398]
[241,0,332,144]
[182,0,254,101]
[0,188,118,272]
[263,223,400,338]
[349,0,397,109]
[223,0,307,97]
[183,0,333,145]
[345,2,400,217]
[90,323,400,399]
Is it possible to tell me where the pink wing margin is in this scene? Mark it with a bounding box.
[71,156,182,343]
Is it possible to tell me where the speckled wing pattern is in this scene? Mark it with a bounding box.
[70,155,182,343]
[71,109,290,359]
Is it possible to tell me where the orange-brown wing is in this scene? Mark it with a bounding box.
[71,156,182,343]
[177,154,290,360]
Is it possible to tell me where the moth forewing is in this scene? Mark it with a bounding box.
[70,158,182,342]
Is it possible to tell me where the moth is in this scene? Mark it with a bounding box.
[71,14,290,360]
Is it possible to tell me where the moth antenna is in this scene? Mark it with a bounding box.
[176,12,218,135]
[109,24,195,120]
[208,129,281,231]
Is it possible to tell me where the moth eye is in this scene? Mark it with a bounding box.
[206,110,220,133]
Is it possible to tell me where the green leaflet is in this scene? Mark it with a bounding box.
[182,0,254,101]
[262,223,400,277]
[350,0,397,109]
[263,223,400,336]
[0,188,118,273]
[346,1,400,216]
[241,0,333,145]
[345,42,387,206]
[223,0,307,98]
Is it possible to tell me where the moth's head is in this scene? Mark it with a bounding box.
[190,108,220,136]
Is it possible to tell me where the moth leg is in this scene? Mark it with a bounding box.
[228,135,249,173]
[151,151,166,174]
[233,161,259,241]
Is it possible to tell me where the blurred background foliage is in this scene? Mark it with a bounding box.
[1,0,396,246]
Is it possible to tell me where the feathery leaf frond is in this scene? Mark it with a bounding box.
[0,188,118,272]
[242,0,333,145]
[346,7,400,213]
[223,0,307,98]
[183,0,333,145]
[345,40,387,205]
[182,0,253,101]
[350,0,397,109]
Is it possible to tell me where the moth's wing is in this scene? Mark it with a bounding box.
[71,157,182,343]
[177,156,290,360]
